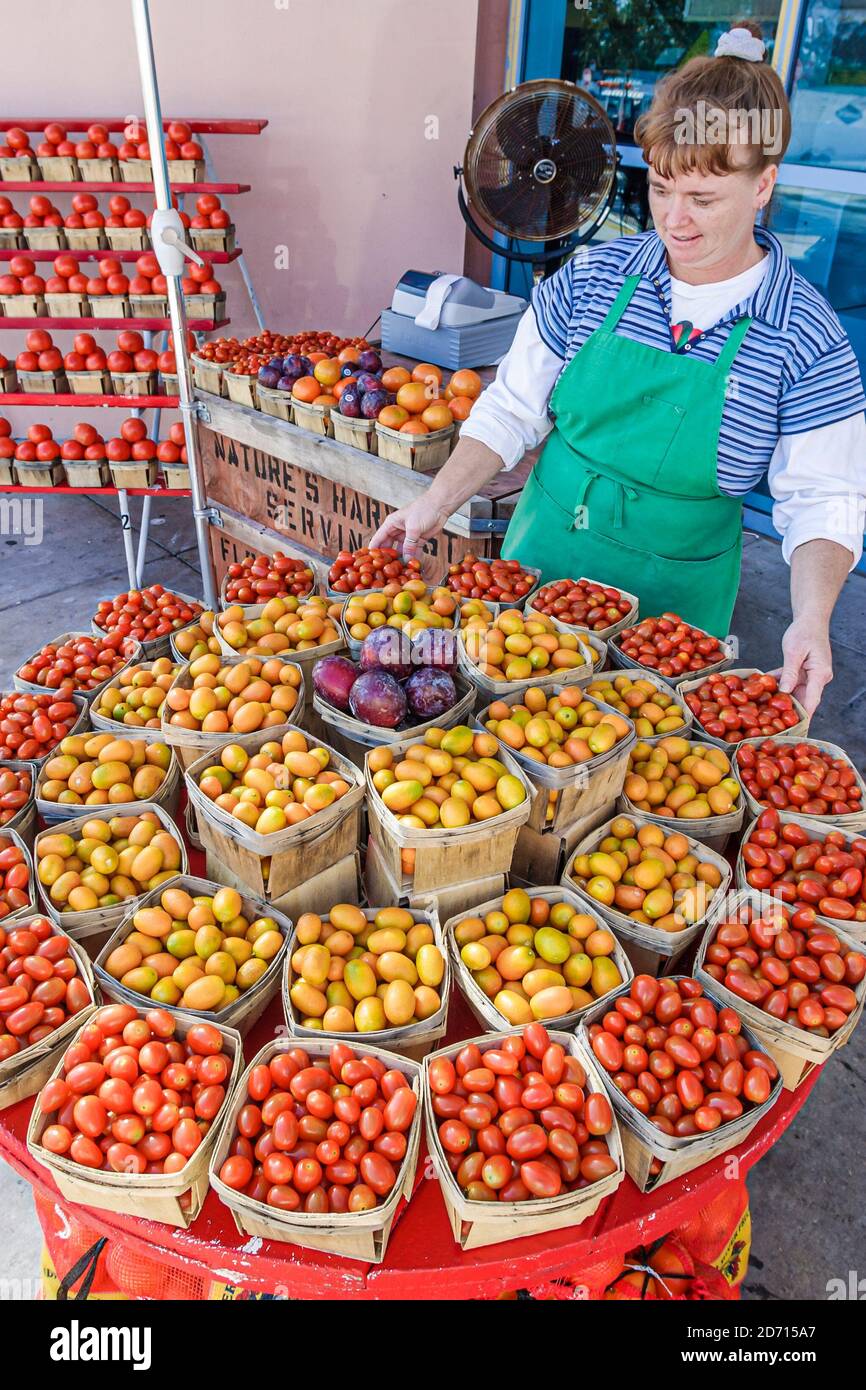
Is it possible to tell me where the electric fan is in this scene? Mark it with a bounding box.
[455,78,618,274]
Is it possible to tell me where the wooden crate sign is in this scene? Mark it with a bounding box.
[198,426,491,567]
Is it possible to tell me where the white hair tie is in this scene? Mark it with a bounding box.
[715,27,766,61]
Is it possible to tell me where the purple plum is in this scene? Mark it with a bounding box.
[339,386,363,418]
[361,389,389,420]
[349,671,407,728]
[299,356,314,375]
[282,354,304,376]
[357,350,383,375]
[257,365,281,389]
[312,654,359,712]
[355,372,382,395]
[268,356,284,371]
[359,625,414,679]
[340,361,360,379]
[410,627,457,671]
[405,667,458,721]
[277,374,299,392]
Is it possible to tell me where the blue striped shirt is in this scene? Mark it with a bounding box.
[531,227,866,496]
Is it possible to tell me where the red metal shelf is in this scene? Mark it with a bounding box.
[0,247,242,264]
[0,393,179,408]
[0,317,229,330]
[0,118,267,135]
[0,182,250,194]
[0,483,190,497]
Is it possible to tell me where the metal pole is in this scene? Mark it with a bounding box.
[129,0,219,610]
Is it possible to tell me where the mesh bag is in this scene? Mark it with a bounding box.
[673,1182,750,1287]
[106,1243,206,1301]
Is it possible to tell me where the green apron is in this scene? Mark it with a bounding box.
[502,274,753,638]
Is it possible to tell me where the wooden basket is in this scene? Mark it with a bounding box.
[36,155,80,181]
[13,458,66,487]
[331,413,377,453]
[14,631,141,701]
[374,421,454,472]
[191,353,232,396]
[0,155,40,180]
[223,369,257,408]
[736,809,866,943]
[103,226,149,251]
[61,457,112,488]
[23,227,67,251]
[184,291,226,327]
[283,903,449,1060]
[0,935,98,1110]
[66,368,113,395]
[677,669,810,754]
[234,849,362,919]
[365,732,533,896]
[189,225,236,255]
[562,813,733,973]
[34,801,188,945]
[256,383,295,422]
[36,747,181,825]
[16,368,67,394]
[607,634,736,686]
[88,295,129,319]
[28,1007,242,1228]
[166,159,206,183]
[64,226,107,252]
[119,157,153,182]
[445,884,634,1035]
[0,229,25,250]
[291,397,333,435]
[184,730,364,902]
[457,624,604,704]
[0,824,38,927]
[526,578,639,644]
[77,157,120,182]
[475,686,636,834]
[424,1029,624,1249]
[160,654,305,770]
[578,978,783,1192]
[0,364,18,391]
[617,736,746,854]
[0,293,47,317]
[733,734,866,831]
[88,659,180,741]
[313,673,476,770]
[107,458,157,489]
[0,457,15,486]
[510,801,618,886]
[109,369,157,398]
[45,293,88,318]
[94,873,292,1036]
[129,294,168,318]
[209,1035,423,1262]
[364,832,507,925]
[0,758,39,847]
[694,888,866,1090]
[161,461,190,491]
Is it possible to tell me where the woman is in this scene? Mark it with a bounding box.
[372,23,865,715]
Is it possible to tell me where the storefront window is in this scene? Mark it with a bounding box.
[561,2,782,142]
[787,0,866,171]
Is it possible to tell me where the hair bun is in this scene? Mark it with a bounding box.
[714,25,766,61]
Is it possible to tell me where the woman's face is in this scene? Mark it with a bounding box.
[648,160,777,276]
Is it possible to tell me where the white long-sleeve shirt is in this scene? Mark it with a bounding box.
[461,241,866,568]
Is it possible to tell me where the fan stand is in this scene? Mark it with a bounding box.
[455,161,619,280]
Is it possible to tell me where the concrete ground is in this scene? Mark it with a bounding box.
[0,499,863,1300]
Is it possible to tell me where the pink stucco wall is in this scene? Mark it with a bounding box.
[2,0,481,351]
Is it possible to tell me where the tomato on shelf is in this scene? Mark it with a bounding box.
[588,976,779,1133]
[740,808,866,924]
[701,900,865,1031]
[92,585,203,643]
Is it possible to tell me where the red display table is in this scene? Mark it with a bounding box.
[0,986,817,1300]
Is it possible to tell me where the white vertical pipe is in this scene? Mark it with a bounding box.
[129,0,218,609]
